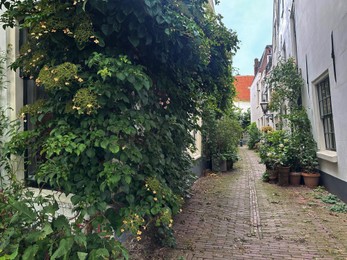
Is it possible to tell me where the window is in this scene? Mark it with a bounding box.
[317,76,336,151]
[20,28,46,185]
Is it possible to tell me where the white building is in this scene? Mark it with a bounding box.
[250,45,274,129]
[272,0,347,201]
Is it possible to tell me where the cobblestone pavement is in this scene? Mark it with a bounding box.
[147,147,347,260]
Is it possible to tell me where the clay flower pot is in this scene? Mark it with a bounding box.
[289,172,302,186]
[302,172,320,188]
[267,168,278,183]
[277,166,290,186]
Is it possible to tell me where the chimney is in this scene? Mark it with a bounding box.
[254,58,259,76]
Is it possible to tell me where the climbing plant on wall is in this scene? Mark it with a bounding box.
[0,0,238,258]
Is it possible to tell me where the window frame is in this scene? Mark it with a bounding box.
[316,76,336,151]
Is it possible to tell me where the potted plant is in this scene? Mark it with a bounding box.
[300,145,320,188]
[287,108,319,188]
[272,131,291,186]
[258,130,289,183]
[204,115,241,172]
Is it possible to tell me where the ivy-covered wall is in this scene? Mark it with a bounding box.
[0,0,238,257]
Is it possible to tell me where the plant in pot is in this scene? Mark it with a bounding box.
[207,116,241,172]
[272,131,292,186]
[258,130,283,183]
[300,143,319,188]
[287,108,319,188]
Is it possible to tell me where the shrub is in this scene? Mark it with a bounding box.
[247,122,261,149]
[0,0,239,256]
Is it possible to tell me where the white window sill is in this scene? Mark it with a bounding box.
[191,153,202,161]
[317,150,338,163]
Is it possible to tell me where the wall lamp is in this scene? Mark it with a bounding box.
[260,101,274,121]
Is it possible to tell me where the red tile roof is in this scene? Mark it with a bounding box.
[234,75,253,101]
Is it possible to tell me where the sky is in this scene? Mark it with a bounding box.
[215,0,273,76]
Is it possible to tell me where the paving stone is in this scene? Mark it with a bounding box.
[132,147,347,259]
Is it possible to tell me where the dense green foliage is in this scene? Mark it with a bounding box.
[266,57,302,113]
[0,0,238,258]
[258,129,291,169]
[260,59,318,173]
[286,108,318,172]
[201,96,242,170]
[247,122,261,149]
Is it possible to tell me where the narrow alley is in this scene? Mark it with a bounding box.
[143,147,347,259]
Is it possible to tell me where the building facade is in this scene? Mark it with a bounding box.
[250,45,274,129]
[234,75,253,112]
[272,0,347,201]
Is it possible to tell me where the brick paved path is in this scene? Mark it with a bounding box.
[148,147,347,260]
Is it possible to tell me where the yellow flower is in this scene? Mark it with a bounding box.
[86,104,93,108]
[54,78,59,82]
[137,230,142,235]
[153,190,157,194]
[136,236,141,241]
[153,197,158,201]
[94,39,100,44]
[78,78,84,82]
[123,220,128,224]
[120,229,125,233]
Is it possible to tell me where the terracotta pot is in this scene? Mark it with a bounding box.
[277,166,290,186]
[268,168,278,183]
[302,172,320,188]
[289,172,302,186]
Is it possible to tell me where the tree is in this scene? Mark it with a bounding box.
[0,0,238,258]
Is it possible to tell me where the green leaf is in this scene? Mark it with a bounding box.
[41,223,54,239]
[0,246,18,260]
[51,237,74,260]
[100,140,108,149]
[70,195,81,205]
[116,72,126,81]
[150,207,160,215]
[11,201,36,221]
[74,234,87,248]
[124,175,131,184]
[128,35,139,48]
[86,148,95,158]
[22,245,39,260]
[77,252,88,260]
[95,248,109,258]
[87,205,96,216]
[109,143,119,154]
[126,194,135,204]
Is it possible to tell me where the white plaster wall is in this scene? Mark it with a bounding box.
[235,100,250,113]
[273,0,295,62]
[250,73,261,126]
[294,0,347,181]
[0,10,8,111]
